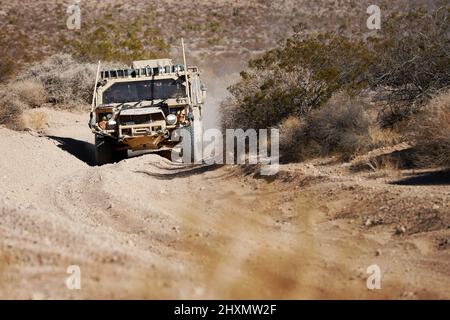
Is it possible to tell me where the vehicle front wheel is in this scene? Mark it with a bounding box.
[95,135,127,166]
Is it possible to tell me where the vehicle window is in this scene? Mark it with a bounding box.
[103,79,186,104]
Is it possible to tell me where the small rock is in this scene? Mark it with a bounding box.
[432,204,440,210]
[365,218,372,227]
[395,226,406,235]
[375,249,382,256]
[107,203,113,209]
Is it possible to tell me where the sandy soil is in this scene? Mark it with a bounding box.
[0,108,449,299]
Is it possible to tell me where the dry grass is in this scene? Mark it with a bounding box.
[368,126,403,148]
[17,54,96,108]
[278,92,372,162]
[22,110,48,132]
[10,79,47,108]
[279,116,308,162]
[410,90,450,167]
[308,93,371,160]
[0,87,25,130]
[0,54,104,131]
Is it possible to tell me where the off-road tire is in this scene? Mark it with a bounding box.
[95,135,127,166]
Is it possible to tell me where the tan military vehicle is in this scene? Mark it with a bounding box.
[89,57,206,165]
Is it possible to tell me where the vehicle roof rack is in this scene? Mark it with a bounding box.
[100,64,186,79]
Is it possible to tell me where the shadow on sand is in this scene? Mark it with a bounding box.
[46,135,96,167]
[391,169,450,186]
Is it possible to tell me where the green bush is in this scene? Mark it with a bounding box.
[222,34,374,130]
[63,16,170,63]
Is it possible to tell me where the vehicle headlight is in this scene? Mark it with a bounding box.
[166,114,177,125]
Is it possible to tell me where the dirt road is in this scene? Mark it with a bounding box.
[0,108,449,299]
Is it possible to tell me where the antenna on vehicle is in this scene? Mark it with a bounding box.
[91,61,101,112]
[181,38,192,106]
[89,60,101,128]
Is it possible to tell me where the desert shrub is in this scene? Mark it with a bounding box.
[63,15,170,63]
[222,34,373,131]
[222,66,333,130]
[277,93,372,162]
[0,87,25,130]
[21,110,48,132]
[10,79,47,108]
[306,93,371,160]
[368,126,404,149]
[371,7,450,126]
[0,58,16,83]
[17,54,96,108]
[222,6,449,164]
[408,90,450,167]
[279,116,309,162]
[250,33,374,96]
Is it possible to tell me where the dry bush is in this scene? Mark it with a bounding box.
[279,116,309,162]
[22,110,48,132]
[371,7,450,126]
[10,80,47,108]
[409,90,450,167]
[0,87,25,130]
[17,54,96,109]
[368,126,403,149]
[277,93,372,162]
[0,58,16,83]
[307,92,371,160]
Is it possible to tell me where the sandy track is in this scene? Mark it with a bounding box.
[0,109,449,299]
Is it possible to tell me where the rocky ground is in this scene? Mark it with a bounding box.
[0,108,448,299]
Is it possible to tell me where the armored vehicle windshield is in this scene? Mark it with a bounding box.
[103,79,186,104]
